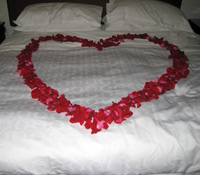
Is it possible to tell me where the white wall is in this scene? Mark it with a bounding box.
[0,0,14,36]
[0,0,200,37]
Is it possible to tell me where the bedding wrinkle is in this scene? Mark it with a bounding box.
[152,97,200,172]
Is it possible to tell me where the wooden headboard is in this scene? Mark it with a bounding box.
[7,0,182,27]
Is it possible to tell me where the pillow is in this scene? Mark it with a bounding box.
[105,0,193,32]
[106,0,116,14]
[14,3,103,32]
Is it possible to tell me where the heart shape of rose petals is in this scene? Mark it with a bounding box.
[17,33,189,134]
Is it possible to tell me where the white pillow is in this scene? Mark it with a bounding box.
[106,0,116,14]
[14,3,103,32]
[105,0,193,32]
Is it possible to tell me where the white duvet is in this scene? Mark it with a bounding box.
[0,30,200,175]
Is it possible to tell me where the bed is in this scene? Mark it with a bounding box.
[0,0,200,174]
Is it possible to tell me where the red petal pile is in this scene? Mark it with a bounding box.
[17,33,189,134]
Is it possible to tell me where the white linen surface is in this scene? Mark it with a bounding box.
[105,0,193,33]
[14,3,102,32]
[0,31,200,175]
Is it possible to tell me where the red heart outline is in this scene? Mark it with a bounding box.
[17,33,189,134]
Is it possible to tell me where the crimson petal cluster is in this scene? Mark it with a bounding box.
[17,33,189,134]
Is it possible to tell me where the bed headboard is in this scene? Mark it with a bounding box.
[7,0,182,27]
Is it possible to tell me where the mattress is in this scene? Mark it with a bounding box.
[0,30,200,175]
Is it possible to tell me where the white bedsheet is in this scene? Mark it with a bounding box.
[0,30,200,175]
